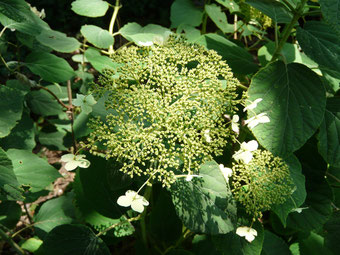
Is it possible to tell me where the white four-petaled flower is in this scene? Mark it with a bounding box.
[204,129,212,143]
[243,98,263,112]
[219,164,232,182]
[232,140,258,164]
[117,190,149,213]
[60,154,90,171]
[245,112,270,129]
[236,226,257,242]
[231,115,240,134]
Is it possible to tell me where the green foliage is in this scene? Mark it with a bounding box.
[71,0,109,18]
[170,161,237,234]
[0,201,21,229]
[80,25,113,49]
[170,0,203,28]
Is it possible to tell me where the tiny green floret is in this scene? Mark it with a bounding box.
[87,35,241,187]
[232,150,293,219]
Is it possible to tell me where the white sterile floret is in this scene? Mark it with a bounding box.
[245,112,270,129]
[185,174,201,181]
[236,226,257,242]
[232,140,258,164]
[137,41,153,47]
[60,154,90,171]
[231,115,240,134]
[219,164,232,182]
[117,190,149,213]
[204,129,212,143]
[243,98,263,112]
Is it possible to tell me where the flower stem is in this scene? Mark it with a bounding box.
[270,0,308,62]
[108,0,121,55]
[0,227,26,255]
[67,80,77,153]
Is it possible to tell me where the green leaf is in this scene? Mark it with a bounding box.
[170,160,237,235]
[0,147,23,201]
[0,86,24,138]
[73,94,96,114]
[80,25,113,49]
[324,211,340,254]
[34,193,76,239]
[287,140,333,231]
[0,201,21,229]
[319,0,340,36]
[258,42,319,71]
[148,188,182,245]
[272,155,306,227]
[40,224,110,255]
[36,29,81,53]
[119,22,171,46]
[245,0,293,23]
[212,221,264,255]
[170,0,203,28]
[74,112,92,139]
[26,90,63,116]
[247,61,326,156]
[6,79,31,95]
[85,48,120,73]
[196,33,258,75]
[6,149,61,193]
[205,4,233,34]
[20,237,43,253]
[71,0,109,17]
[38,129,70,151]
[192,235,221,255]
[299,232,333,255]
[0,110,36,151]
[215,0,240,13]
[297,21,340,79]
[25,52,74,83]
[318,98,340,167]
[262,230,291,255]
[0,0,30,22]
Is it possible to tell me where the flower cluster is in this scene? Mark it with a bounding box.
[86,35,241,187]
[231,150,294,219]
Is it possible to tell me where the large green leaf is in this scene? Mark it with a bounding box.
[85,48,120,73]
[26,89,64,116]
[25,52,74,83]
[205,4,233,34]
[247,61,326,156]
[216,0,240,13]
[0,200,21,229]
[170,0,203,28]
[297,21,340,79]
[319,0,340,36]
[36,29,81,53]
[299,232,333,255]
[71,0,109,17]
[324,211,340,254]
[0,0,29,22]
[196,33,258,75]
[34,193,76,239]
[170,160,237,235]
[286,139,333,232]
[80,25,113,49]
[119,22,171,45]
[192,235,221,255]
[272,155,306,227]
[6,149,61,193]
[262,231,291,255]
[0,147,23,201]
[245,0,293,23]
[212,221,264,255]
[0,110,35,150]
[40,224,110,255]
[318,98,340,167]
[0,86,24,138]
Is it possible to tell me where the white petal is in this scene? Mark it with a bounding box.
[259,115,270,123]
[61,154,75,162]
[247,119,260,129]
[186,175,194,181]
[117,195,132,207]
[236,226,248,237]
[77,159,90,169]
[232,150,243,162]
[245,234,256,242]
[242,151,253,164]
[232,115,239,122]
[232,122,239,134]
[236,226,257,242]
[138,41,153,47]
[125,190,138,199]
[219,164,232,181]
[75,154,86,160]
[245,140,258,151]
[140,197,149,206]
[243,98,262,112]
[64,161,78,171]
[131,200,145,213]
